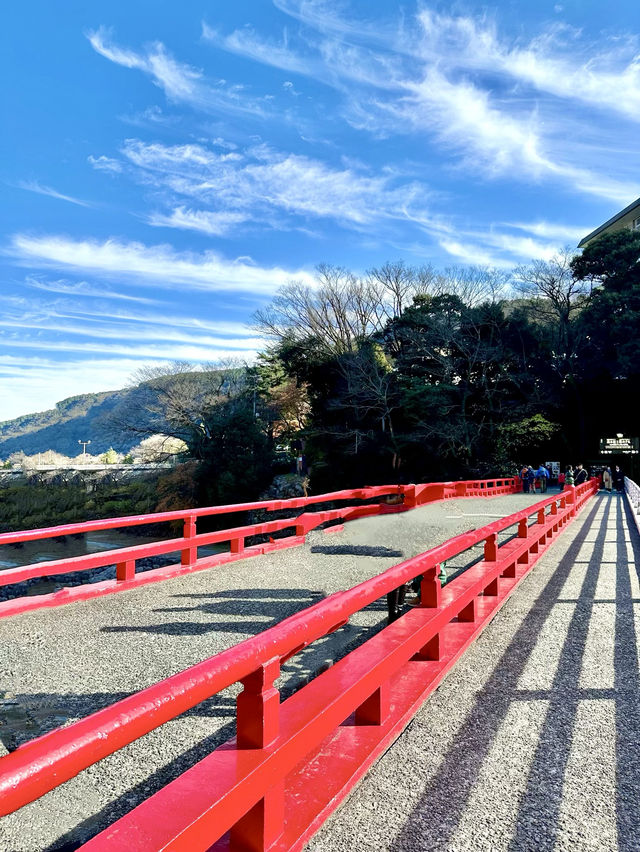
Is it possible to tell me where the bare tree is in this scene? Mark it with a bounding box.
[434,265,509,306]
[365,260,437,323]
[254,262,440,354]
[106,361,248,457]
[513,248,592,359]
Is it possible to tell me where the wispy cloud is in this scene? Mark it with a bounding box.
[505,221,588,243]
[17,180,93,208]
[118,138,434,236]
[87,27,271,119]
[147,207,249,236]
[7,233,313,295]
[204,3,640,203]
[0,355,144,420]
[87,155,123,174]
[25,277,158,304]
[1,354,260,422]
[202,22,323,79]
[414,9,640,122]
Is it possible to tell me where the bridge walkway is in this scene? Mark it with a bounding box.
[308,492,640,852]
[2,490,632,851]
[0,491,543,851]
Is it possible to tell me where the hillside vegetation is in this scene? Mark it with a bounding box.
[0,390,133,457]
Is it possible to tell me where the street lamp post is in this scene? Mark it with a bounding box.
[78,439,91,458]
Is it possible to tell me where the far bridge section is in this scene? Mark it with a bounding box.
[0,478,602,851]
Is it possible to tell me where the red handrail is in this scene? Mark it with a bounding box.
[0,480,596,820]
[0,478,518,592]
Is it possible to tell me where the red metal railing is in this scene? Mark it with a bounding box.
[0,478,517,617]
[0,479,597,851]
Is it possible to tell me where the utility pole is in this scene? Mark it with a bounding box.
[78,439,91,458]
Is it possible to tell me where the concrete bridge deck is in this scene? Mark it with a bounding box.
[1,490,638,850]
[310,492,640,852]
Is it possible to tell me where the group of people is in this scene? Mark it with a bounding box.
[519,462,626,494]
[600,465,625,493]
[557,464,588,489]
[519,462,608,493]
[519,464,551,493]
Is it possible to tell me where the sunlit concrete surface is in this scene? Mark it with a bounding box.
[308,493,640,852]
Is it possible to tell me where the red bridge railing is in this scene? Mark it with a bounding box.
[0,479,597,851]
[0,477,518,618]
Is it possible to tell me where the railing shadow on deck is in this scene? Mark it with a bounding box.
[384,494,640,851]
[26,585,389,852]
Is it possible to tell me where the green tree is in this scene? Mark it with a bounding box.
[100,447,119,464]
[571,230,640,377]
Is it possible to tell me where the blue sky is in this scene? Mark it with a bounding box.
[2,1,639,422]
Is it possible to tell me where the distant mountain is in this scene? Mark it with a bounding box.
[0,390,137,457]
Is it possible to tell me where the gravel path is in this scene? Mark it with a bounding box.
[308,492,640,852]
[0,491,572,851]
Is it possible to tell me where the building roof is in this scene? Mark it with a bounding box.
[578,196,640,248]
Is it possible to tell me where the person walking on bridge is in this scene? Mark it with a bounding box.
[602,466,613,493]
[535,464,549,494]
[574,464,588,486]
[613,465,624,492]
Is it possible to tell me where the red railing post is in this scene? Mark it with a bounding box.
[232,657,283,851]
[484,533,498,561]
[518,518,528,538]
[355,683,390,725]
[415,565,442,660]
[116,559,135,582]
[402,485,417,509]
[231,537,245,554]
[419,564,441,608]
[181,515,197,566]
[236,657,280,749]
[229,783,284,852]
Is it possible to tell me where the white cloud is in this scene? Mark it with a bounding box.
[0,355,257,422]
[202,21,322,79]
[25,277,158,304]
[0,301,263,351]
[17,180,93,208]
[415,9,640,122]
[203,5,640,203]
[7,233,314,296]
[147,207,249,236]
[88,155,123,174]
[87,27,270,119]
[120,138,433,235]
[0,356,139,421]
[438,239,515,269]
[0,334,260,362]
[505,221,588,243]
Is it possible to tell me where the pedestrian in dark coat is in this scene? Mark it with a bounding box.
[613,465,624,492]
[574,464,588,486]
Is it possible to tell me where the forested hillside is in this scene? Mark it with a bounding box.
[0,390,132,457]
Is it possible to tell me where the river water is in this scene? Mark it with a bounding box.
[0,529,224,571]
